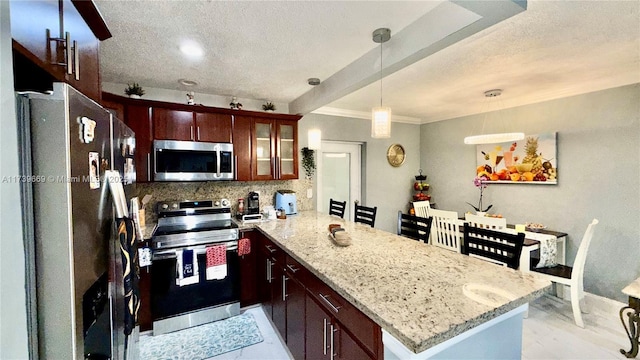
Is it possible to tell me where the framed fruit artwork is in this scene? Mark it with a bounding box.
[475,132,557,184]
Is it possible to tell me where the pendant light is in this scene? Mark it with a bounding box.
[308,129,322,150]
[371,28,391,139]
[463,89,524,145]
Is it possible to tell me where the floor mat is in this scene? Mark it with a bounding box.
[139,313,264,360]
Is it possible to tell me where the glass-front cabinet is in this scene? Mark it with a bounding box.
[277,120,298,180]
[253,119,275,180]
[251,118,298,180]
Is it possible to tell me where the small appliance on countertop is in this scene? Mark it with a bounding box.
[275,190,297,215]
[247,191,260,214]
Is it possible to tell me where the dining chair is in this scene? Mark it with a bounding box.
[354,203,377,227]
[412,200,431,219]
[428,208,462,252]
[397,211,433,243]
[531,219,599,328]
[464,213,507,230]
[462,224,525,270]
[328,198,347,218]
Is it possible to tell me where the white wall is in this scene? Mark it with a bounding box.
[420,84,640,302]
[0,1,29,358]
[299,114,421,233]
[102,82,289,114]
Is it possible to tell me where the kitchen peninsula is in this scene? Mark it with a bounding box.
[252,211,550,359]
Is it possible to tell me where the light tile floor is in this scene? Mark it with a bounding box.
[205,293,630,360]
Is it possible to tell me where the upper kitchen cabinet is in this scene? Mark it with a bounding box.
[232,113,300,181]
[153,108,232,142]
[10,0,111,102]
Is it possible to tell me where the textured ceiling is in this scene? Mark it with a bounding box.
[97,0,640,123]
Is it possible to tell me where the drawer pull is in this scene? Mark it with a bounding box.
[323,318,328,355]
[319,293,341,313]
[265,244,277,253]
[286,264,300,273]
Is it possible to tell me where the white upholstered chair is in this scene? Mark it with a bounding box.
[428,208,462,253]
[412,201,431,219]
[531,219,599,328]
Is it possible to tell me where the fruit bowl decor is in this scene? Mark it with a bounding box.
[412,169,431,202]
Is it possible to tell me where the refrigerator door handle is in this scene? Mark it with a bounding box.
[106,170,129,218]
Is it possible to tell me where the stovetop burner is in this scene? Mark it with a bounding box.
[152,199,238,250]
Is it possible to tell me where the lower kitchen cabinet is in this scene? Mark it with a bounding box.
[285,272,306,360]
[271,260,287,338]
[239,230,258,307]
[255,232,382,360]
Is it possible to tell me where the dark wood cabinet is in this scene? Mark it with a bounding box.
[239,231,258,307]
[11,0,110,102]
[195,112,232,143]
[9,0,65,79]
[61,0,101,101]
[232,115,300,181]
[306,295,331,360]
[153,108,233,143]
[124,104,152,182]
[271,260,287,338]
[152,108,194,141]
[255,231,382,360]
[138,266,152,331]
[285,273,306,360]
[232,115,253,181]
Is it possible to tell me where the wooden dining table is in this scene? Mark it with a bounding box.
[456,219,568,297]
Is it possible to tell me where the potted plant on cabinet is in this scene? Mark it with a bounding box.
[125,83,145,98]
[262,101,276,112]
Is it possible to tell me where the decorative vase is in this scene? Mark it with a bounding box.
[476,211,487,217]
[128,94,141,99]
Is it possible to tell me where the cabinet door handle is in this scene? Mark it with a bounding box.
[330,324,336,360]
[190,126,194,141]
[282,275,288,301]
[65,32,72,75]
[265,245,276,253]
[319,293,341,313]
[73,40,79,80]
[197,126,201,141]
[323,318,328,355]
[147,153,151,181]
[234,155,238,180]
[266,259,272,283]
[286,264,299,273]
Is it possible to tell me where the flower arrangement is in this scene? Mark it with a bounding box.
[467,175,493,213]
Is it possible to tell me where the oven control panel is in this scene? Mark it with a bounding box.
[156,199,230,214]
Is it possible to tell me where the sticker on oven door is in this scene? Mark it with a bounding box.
[89,152,100,189]
[79,117,96,143]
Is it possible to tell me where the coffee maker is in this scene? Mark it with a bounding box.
[247,192,260,214]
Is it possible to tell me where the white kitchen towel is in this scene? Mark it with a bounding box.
[176,249,199,287]
[206,245,227,280]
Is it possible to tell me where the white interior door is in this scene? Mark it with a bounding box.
[317,141,362,221]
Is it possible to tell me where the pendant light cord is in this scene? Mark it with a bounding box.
[380,40,383,107]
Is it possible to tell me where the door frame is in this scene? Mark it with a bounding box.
[316,141,362,220]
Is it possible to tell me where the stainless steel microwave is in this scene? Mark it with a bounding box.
[153,140,234,181]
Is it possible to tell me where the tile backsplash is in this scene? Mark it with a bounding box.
[135,179,313,223]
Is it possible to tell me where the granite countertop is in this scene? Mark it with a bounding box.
[256,211,551,354]
[622,277,640,299]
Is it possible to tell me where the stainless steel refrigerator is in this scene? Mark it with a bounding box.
[17,83,139,360]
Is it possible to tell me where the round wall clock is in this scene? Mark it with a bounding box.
[387,144,406,167]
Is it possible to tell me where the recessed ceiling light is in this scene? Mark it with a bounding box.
[179,79,198,87]
[180,42,203,58]
[308,78,321,86]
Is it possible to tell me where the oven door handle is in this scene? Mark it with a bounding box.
[153,241,238,260]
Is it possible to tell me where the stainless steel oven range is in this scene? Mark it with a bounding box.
[151,199,239,335]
